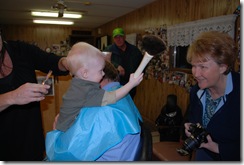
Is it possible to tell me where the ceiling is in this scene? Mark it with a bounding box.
[0,0,156,29]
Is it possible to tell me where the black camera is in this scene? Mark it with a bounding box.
[177,123,208,156]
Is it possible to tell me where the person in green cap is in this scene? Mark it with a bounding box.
[104,27,143,99]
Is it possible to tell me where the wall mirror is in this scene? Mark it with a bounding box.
[169,46,191,73]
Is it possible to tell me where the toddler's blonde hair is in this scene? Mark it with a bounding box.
[67,42,105,76]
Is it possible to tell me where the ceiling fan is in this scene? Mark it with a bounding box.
[51,0,88,18]
[52,0,67,17]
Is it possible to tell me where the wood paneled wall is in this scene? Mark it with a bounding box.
[95,0,239,37]
[2,25,91,50]
[1,0,240,133]
[134,79,191,123]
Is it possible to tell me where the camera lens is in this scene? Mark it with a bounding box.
[183,137,200,153]
[177,123,208,156]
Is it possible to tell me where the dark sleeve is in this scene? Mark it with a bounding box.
[10,40,69,76]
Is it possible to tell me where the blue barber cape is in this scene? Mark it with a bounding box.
[45,83,142,161]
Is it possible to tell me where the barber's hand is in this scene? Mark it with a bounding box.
[184,122,192,137]
[128,73,143,88]
[11,83,50,105]
[117,65,125,76]
[59,57,69,71]
[200,135,219,153]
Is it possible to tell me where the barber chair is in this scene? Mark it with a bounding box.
[135,122,153,161]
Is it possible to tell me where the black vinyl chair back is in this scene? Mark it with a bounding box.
[135,121,152,161]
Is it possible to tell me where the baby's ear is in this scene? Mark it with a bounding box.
[76,67,88,79]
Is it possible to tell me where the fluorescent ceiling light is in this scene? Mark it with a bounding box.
[33,20,74,25]
[31,11,82,18]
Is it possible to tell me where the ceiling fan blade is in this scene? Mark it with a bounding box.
[66,8,87,14]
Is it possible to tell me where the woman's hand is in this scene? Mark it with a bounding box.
[0,82,50,112]
[11,83,50,104]
[184,123,219,153]
[59,57,69,71]
[200,135,219,153]
[184,122,192,137]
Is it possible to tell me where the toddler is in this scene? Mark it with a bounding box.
[56,42,143,131]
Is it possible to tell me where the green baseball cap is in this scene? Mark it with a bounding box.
[112,28,125,38]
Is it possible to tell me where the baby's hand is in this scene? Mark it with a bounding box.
[129,73,144,87]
